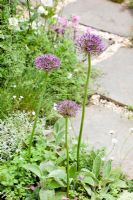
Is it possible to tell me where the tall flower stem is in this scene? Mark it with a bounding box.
[26,0,32,30]
[28,72,49,160]
[65,117,69,197]
[77,53,91,171]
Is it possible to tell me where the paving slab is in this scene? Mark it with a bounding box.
[63,0,133,37]
[70,104,133,178]
[94,47,133,105]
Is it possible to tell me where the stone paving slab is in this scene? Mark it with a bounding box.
[70,104,133,178]
[63,0,133,37]
[94,47,133,105]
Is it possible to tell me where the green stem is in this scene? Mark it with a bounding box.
[26,0,32,30]
[77,53,91,171]
[65,117,69,197]
[28,72,49,160]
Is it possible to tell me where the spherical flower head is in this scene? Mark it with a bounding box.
[71,15,80,24]
[52,25,65,35]
[57,100,80,118]
[58,16,68,27]
[77,33,105,55]
[35,54,61,71]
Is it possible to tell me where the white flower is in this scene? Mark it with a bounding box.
[101,157,106,161]
[32,111,36,116]
[112,138,118,144]
[13,84,16,88]
[110,156,114,161]
[9,17,18,26]
[37,6,49,16]
[9,17,20,30]
[37,6,45,14]
[108,130,115,135]
[20,96,24,99]
[52,14,58,19]
[41,0,53,7]
[67,73,72,79]
[129,127,133,134]
[32,21,37,29]
[53,103,57,111]
[13,96,16,99]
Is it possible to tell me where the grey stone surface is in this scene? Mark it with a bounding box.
[70,104,133,178]
[63,0,133,36]
[94,47,133,105]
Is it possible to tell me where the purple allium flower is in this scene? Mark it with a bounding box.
[77,33,105,55]
[58,16,68,27]
[35,54,61,71]
[71,15,80,24]
[57,100,80,118]
[52,25,65,34]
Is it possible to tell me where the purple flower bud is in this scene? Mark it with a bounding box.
[71,15,80,24]
[77,32,105,55]
[35,54,61,71]
[57,100,80,118]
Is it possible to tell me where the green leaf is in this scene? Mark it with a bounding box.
[39,189,55,200]
[48,168,66,182]
[100,193,115,200]
[103,160,112,179]
[55,192,66,200]
[23,164,42,178]
[83,176,95,186]
[69,163,77,178]
[83,184,92,196]
[46,179,64,189]
[54,118,65,144]
[112,180,128,188]
[80,169,99,183]
[92,154,102,178]
[40,161,56,173]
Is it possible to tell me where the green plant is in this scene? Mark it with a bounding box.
[77,54,91,171]
[0,118,132,200]
[110,0,124,3]
[76,33,105,171]
[28,71,49,160]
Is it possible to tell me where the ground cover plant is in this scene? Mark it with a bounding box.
[0,0,133,200]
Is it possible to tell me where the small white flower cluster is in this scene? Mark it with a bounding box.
[12,95,24,101]
[41,0,53,7]
[0,111,46,161]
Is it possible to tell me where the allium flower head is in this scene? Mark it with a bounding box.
[35,54,61,71]
[71,15,80,24]
[57,100,80,118]
[77,33,105,55]
[58,16,68,27]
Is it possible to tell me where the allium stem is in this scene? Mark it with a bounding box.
[28,72,49,160]
[65,117,69,197]
[26,0,32,30]
[77,53,91,171]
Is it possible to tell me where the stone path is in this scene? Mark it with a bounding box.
[94,47,133,105]
[70,103,133,178]
[63,0,133,178]
[63,0,133,37]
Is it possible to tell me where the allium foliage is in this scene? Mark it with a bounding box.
[77,32,105,55]
[57,100,80,118]
[35,54,61,71]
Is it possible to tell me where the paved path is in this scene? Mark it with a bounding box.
[63,0,133,36]
[70,104,133,178]
[94,47,133,105]
[64,0,133,177]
